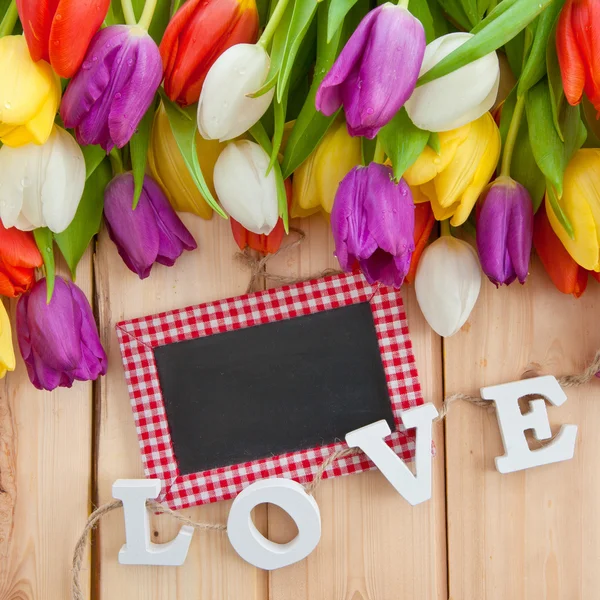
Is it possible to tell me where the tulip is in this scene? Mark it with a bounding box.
[61,25,163,152]
[0,223,43,298]
[0,300,15,379]
[405,32,500,132]
[104,173,197,280]
[557,0,600,112]
[415,235,482,337]
[213,140,279,235]
[476,176,533,286]
[291,119,362,218]
[148,103,224,220]
[404,112,501,226]
[198,44,274,141]
[160,0,259,106]
[331,163,415,288]
[0,126,86,233]
[17,277,107,391]
[316,3,425,139]
[546,149,600,272]
[534,203,588,298]
[0,36,61,147]
[17,0,111,78]
[405,202,435,284]
[231,179,292,254]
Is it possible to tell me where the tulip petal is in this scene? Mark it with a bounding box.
[557,0,586,106]
[16,0,56,62]
[0,144,28,229]
[0,222,42,269]
[24,69,61,145]
[0,300,16,376]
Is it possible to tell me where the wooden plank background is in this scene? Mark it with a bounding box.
[1,213,598,600]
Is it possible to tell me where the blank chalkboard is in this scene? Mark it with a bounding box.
[153,302,395,475]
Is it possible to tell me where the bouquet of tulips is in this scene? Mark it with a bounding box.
[0,0,599,391]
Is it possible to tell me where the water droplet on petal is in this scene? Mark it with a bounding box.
[127,58,133,66]
[20,177,30,188]
[55,12,62,20]
[239,68,246,75]
[53,40,59,46]
[92,55,98,62]
[433,157,441,165]
[114,92,122,100]
[4,101,11,109]
[82,61,92,70]
[366,107,374,115]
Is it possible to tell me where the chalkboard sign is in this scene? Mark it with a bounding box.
[117,273,424,510]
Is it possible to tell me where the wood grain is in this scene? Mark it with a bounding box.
[265,216,448,600]
[445,258,600,600]
[0,252,93,600]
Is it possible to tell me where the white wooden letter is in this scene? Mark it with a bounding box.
[112,479,194,566]
[227,478,321,571]
[481,375,578,474]
[345,403,438,506]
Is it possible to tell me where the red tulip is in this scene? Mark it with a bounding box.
[405,202,435,284]
[533,203,588,298]
[230,179,292,255]
[16,0,111,79]
[0,223,43,298]
[556,0,600,111]
[160,0,259,106]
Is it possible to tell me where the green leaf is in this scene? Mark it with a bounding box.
[81,144,106,179]
[361,136,377,165]
[378,108,429,182]
[418,0,552,85]
[504,29,525,78]
[130,99,155,209]
[33,228,55,303]
[427,0,451,38]
[547,21,565,140]
[518,0,565,95]
[561,102,587,162]
[277,0,319,103]
[159,90,227,218]
[427,131,441,154]
[105,1,125,25]
[327,0,359,43]
[146,0,172,45]
[269,85,289,173]
[546,184,573,238]
[471,0,520,33]
[435,0,472,30]
[54,160,112,278]
[257,0,271,27]
[408,0,436,43]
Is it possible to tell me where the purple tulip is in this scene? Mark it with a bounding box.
[316,3,425,139]
[104,173,197,279]
[331,162,415,288]
[476,176,534,286]
[61,25,163,152]
[16,277,107,391]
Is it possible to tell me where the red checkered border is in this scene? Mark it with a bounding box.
[116,272,424,510]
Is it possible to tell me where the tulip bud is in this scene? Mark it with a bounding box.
[16,277,107,390]
[415,236,482,337]
[198,44,274,141]
[0,300,15,379]
[104,173,197,280]
[148,102,224,220]
[316,3,425,139]
[405,32,500,132]
[0,126,86,233]
[476,176,533,286]
[0,223,43,297]
[0,36,61,147]
[292,119,362,218]
[61,25,163,152]
[160,0,259,106]
[405,202,435,284]
[331,163,415,288]
[213,140,279,235]
[17,0,111,78]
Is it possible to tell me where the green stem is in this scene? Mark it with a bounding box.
[440,219,451,237]
[373,138,385,164]
[257,0,291,49]
[121,0,137,26]
[500,93,526,177]
[109,148,125,175]
[397,0,409,8]
[0,1,18,38]
[171,0,182,17]
[138,0,158,30]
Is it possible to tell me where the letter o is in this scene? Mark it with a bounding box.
[227,478,321,570]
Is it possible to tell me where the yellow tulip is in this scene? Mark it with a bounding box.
[404,112,501,226]
[0,301,15,379]
[148,102,224,220]
[291,119,362,218]
[0,36,61,147]
[546,149,600,272]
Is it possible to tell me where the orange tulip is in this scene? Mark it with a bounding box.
[160,0,259,106]
[0,223,43,298]
[405,202,435,284]
[16,0,110,79]
[534,203,588,298]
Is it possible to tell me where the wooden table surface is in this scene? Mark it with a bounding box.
[1,212,599,600]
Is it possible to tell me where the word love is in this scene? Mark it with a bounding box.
[113,376,576,571]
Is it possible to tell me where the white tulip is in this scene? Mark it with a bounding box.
[405,32,500,132]
[0,126,85,233]
[415,236,481,337]
[198,44,275,142]
[213,140,278,235]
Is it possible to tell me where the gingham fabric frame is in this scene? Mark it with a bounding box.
[116,272,424,510]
